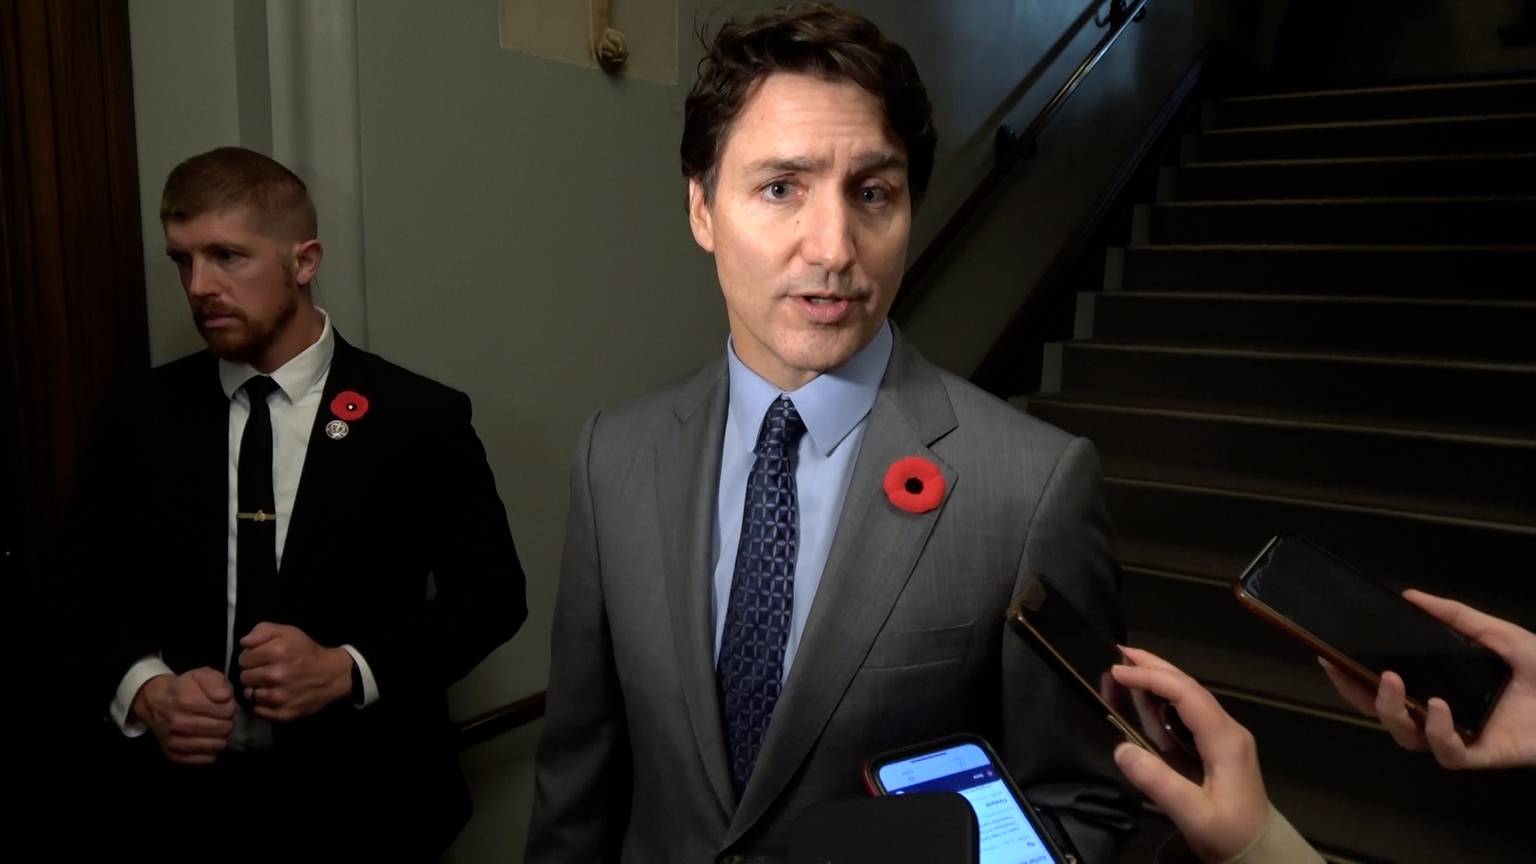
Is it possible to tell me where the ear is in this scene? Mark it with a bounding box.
[292,238,324,289]
[687,178,715,254]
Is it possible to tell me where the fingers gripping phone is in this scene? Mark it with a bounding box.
[1007,577,1204,784]
[864,734,1073,864]
[1234,534,1511,738]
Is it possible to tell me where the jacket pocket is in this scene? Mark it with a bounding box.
[861,622,972,669]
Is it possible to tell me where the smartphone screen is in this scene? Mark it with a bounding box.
[1010,577,1203,782]
[872,740,1060,864]
[1237,535,1510,735]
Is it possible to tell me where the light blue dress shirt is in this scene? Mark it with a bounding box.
[711,321,894,679]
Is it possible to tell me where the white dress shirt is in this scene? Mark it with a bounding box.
[109,312,379,749]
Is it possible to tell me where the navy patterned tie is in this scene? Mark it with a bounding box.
[718,396,807,797]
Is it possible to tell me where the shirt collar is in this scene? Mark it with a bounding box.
[218,309,335,402]
[725,320,893,458]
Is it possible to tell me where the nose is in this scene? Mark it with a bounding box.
[185,257,217,299]
[799,190,856,275]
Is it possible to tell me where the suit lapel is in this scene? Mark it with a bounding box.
[278,333,367,593]
[654,360,737,821]
[725,332,960,846]
[189,354,237,670]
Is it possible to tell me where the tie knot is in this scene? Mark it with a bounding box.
[241,375,280,402]
[756,396,806,455]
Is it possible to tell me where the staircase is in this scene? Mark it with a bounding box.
[1022,77,1536,863]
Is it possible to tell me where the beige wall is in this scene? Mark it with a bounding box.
[130,0,243,366]
[128,2,1210,859]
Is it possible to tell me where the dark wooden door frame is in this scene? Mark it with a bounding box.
[1,0,148,588]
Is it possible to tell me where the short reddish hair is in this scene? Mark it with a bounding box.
[159,146,317,241]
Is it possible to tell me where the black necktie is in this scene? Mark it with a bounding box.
[717,396,806,797]
[231,375,280,693]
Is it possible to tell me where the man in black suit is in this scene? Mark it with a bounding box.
[67,147,525,855]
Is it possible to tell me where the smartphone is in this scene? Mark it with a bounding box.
[864,734,1072,864]
[1234,534,1511,738]
[1007,577,1203,784]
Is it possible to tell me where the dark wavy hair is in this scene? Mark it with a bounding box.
[681,3,937,206]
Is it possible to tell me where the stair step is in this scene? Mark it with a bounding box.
[1027,400,1536,524]
[1079,292,1536,363]
[1114,245,1536,296]
[1195,113,1536,161]
[1218,685,1528,863]
[1103,477,1536,625]
[1042,343,1536,437]
[1172,153,1536,200]
[1106,76,1536,864]
[1212,77,1536,127]
[1142,198,1536,245]
[1123,565,1353,712]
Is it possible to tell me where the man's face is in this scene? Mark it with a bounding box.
[164,207,315,367]
[689,72,911,391]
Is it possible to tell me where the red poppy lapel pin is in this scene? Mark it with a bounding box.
[883,455,944,514]
[325,390,369,440]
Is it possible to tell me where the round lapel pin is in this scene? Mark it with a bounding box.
[325,419,350,440]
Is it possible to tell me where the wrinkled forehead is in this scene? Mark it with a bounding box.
[720,72,906,175]
[163,205,269,247]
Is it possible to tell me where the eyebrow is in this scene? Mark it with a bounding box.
[164,240,250,258]
[744,151,907,176]
[746,156,827,175]
[852,151,907,173]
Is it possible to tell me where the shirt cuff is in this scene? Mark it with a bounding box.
[109,656,174,737]
[1222,804,1325,864]
[340,644,379,708]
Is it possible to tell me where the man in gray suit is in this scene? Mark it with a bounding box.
[528,5,1133,862]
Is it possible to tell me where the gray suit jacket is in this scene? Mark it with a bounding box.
[528,330,1134,863]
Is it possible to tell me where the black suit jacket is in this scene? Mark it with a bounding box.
[66,333,526,849]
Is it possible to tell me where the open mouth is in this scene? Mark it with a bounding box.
[793,295,857,324]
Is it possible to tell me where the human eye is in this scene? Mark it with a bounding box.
[210,245,245,266]
[858,185,889,205]
[760,178,798,202]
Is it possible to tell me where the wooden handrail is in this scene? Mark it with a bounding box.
[893,0,1151,321]
[457,689,547,750]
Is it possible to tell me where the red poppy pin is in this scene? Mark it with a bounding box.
[331,390,369,421]
[325,390,369,441]
[883,455,944,514]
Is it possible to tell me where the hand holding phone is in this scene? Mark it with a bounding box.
[1008,577,1203,784]
[1234,535,1511,739]
[1109,647,1275,864]
[1321,589,1536,771]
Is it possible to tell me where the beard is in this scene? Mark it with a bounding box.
[195,293,300,365]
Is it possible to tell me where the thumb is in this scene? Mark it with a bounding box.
[1115,743,1205,820]
[240,621,282,648]
[190,667,234,702]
